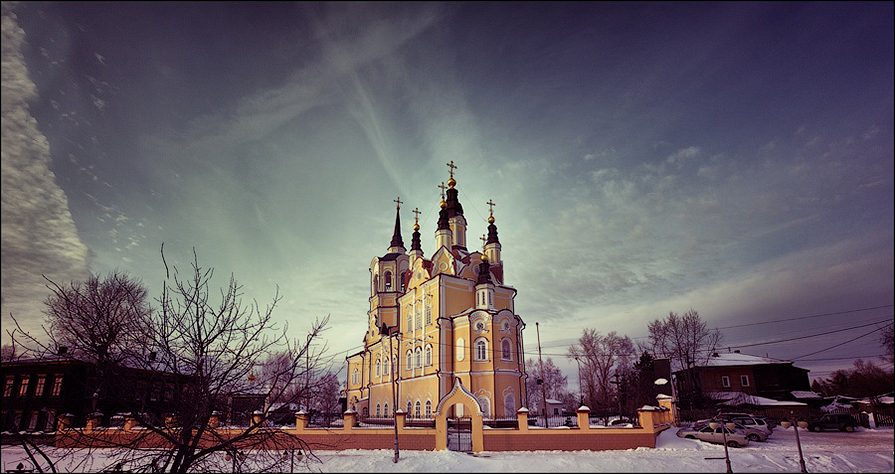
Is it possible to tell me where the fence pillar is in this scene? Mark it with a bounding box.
[395,410,407,433]
[124,414,139,431]
[86,412,103,432]
[343,410,357,431]
[295,410,309,430]
[57,413,74,431]
[517,408,529,432]
[576,406,590,431]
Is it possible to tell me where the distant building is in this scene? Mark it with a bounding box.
[1,354,183,432]
[674,351,811,403]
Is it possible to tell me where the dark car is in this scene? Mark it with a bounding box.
[806,413,859,432]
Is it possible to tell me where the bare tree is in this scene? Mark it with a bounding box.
[1,343,23,362]
[524,357,570,418]
[880,323,894,364]
[12,248,333,473]
[567,329,634,417]
[646,309,722,410]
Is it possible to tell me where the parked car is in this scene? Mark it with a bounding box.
[718,413,773,435]
[806,413,859,432]
[693,420,768,442]
[676,424,750,447]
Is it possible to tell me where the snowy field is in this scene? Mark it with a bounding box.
[1,427,892,472]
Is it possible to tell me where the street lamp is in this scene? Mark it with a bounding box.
[709,416,736,473]
[781,412,808,473]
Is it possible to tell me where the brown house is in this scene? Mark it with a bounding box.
[674,351,811,402]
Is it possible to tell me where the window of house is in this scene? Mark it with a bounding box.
[45,411,56,431]
[3,377,13,398]
[18,376,29,397]
[740,375,750,387]
[414,401,421,419]
[504,393,516,418]
[425,400,432,419]
[362,407,369,418]
[384,358,390,375]
[426,304,432,325]
[375,360,381,377]
[406,311,412,331]
[478,396,491,419]
[384,271,392,291]
[384,403,389,417]
[415,347,422,368]
[352,369,359,385]
[425,345,432,366]
[406,402,412,417]
[406,350,413,370]
[51,375,63,397]
[475,339,488,361]
[721,375,730,388]
[376,404,381,418]
[501,339,512,361]
[27,412,39,431]
[34,376,46,398]
[415,308,421,328]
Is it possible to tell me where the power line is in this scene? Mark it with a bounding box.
[716,304,893,330]
[728,318,891,350]
[792,326,887,360]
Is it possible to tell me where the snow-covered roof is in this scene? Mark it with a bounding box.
[711,391,807,407]
[790,390,823,399]
[546,399,562,404]
[697,352,793,367]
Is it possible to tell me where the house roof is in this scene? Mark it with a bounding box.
[697,352,795,367]
[711,391,807,407]
[791,390,823,399]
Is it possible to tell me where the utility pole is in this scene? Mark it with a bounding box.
[536,322,549,428]
[611,371,622,422]
[574,356,584,406]
[389,326,400,463]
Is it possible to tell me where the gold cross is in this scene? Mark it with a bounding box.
[446,160,457,178]
[394,197,403,210]
[412,207,421,223]
[480,234,487,246]
[437,182,447,199]
[486,199,496,215]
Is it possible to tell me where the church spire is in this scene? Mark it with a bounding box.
[388,197,405,253]
[484,199,501,264]
[410,207,423,254]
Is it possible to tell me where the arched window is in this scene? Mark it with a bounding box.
[414,401,421,419]
[406,401,412,417]
[406,350,413,370]
[425,400,432,419]
[501,339,512,361]
[415,308,422,328]
[373,275,379,295]
[475,338,488,361]
[456,338,465,361]
[478,396,491,419]
[375,359,381,377]
[406,311,412,331]
[425,345,432,366]
[504,393,516,418]
[426,303,432,325]
[384,271,392,291]
[384,403,389,417]
[384,357,389,375]
[415,347,422,368]
[352,368,359,385]
[362,407,369,418]
[400,271,407,292]
[376,403,381,418]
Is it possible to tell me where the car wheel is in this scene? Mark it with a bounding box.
[727,441,739,448]
[812,426,822,432]
[844,425,855,432]
[748,434,760,442]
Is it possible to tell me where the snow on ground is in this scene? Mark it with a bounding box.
[1,427,892,472]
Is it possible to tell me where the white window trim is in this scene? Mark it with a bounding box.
[721,375,730,388]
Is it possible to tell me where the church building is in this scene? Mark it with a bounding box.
[345,162,527,422]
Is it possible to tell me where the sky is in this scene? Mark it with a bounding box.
[2,2,893,389]
[1,426,893,472]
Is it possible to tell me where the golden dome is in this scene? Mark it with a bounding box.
[488,215,495,224]
[413,222,420,231]
[448,177,456,188]
[481,253,489,262]
[440,199,447,208]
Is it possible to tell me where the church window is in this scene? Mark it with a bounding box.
[414,401,421,419]
[352,369,359,385]
[384,403,389,417]
[426,304,432,324]
[384,358,389,375]
[415,308,421,328]
[475,338,488,361]
[375,360,381,377]
[415,347,422,368]
[478,396,491,419]
[406,311,412,331]
[501,339,512,361]
[400,272,406,292]
[504,393,516,418]
[456,338,465,361]
[376,404,381,418]
[425,345,432,366]
[362,407,369,418]
[384,271,392,291]
[425,400,432,419]
[406,402,412,417]
[373,275,378,295]
[406,350,413,370]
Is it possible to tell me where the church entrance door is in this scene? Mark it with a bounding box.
[446,416,472,452]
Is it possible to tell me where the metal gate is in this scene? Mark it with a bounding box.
[447,416,472,452]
